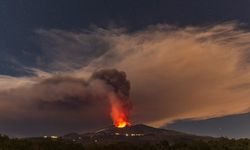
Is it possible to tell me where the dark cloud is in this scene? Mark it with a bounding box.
[35,29,111,71]
[91,69,131,109]
[0,69,131,136]
[32,76,93,111]
[36,96,90,111]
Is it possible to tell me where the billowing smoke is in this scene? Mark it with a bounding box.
[91,69,131,108]
[35,69,132,128]
[91,69,132,127]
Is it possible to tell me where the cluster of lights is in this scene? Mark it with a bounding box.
[43,135,59,139]
[130,133,144,137]
[72,137,82,142]
[114,133,144,137]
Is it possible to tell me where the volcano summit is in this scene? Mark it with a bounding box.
[63,124,212,145]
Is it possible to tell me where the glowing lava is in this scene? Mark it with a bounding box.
[109,94,131,128]
[112,106,131,128]
[113,110,131,128]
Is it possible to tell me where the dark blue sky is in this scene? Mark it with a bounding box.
[166,113,250,139]
[1,0,250,74]
[1,0,250,137]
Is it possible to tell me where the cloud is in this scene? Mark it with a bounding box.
[35,28,113,71]
[1,22,250,136]
[0,74,111,137]
[0,69,131,137]
[74,23,250,127]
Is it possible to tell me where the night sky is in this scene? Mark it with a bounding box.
[1,0,250,137]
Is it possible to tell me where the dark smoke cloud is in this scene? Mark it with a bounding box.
[34,76,90,111]
[0,69,131,137]
[91,69,132,112]
[32,70,132,112]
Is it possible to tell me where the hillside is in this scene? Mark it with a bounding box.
[63,124,212,145]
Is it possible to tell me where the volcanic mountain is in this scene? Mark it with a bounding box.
[63,124,213,145]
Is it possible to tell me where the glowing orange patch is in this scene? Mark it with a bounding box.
[113,111,131,128]
[109,94,131,128]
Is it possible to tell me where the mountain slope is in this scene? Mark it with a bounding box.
[63,124,213,144]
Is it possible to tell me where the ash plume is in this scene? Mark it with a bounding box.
[0,68,132,135]
[32,69,132,114]
[91,69,132,126]
[91,69,131,107]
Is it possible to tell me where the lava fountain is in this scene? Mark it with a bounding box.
[91,69,132,128]
[109,93,131,128]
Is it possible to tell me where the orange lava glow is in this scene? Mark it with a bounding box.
[110,94,131,128]
[113,111,131,128]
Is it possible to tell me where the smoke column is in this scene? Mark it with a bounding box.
[91,69,132,128]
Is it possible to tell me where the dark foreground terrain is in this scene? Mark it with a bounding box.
[0,136,250,150]
[1,125,250,150]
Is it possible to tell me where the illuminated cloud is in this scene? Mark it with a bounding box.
[80,23,250,127]
[1,23,250,136]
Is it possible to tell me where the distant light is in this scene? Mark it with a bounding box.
[136,134,144,136]
[115,133,120,135]
[129,133,144,137]
[43,136,48,138]
[125,133,129,136]
[51,136,58,139]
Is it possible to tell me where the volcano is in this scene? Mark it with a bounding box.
[63,124,213,145]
